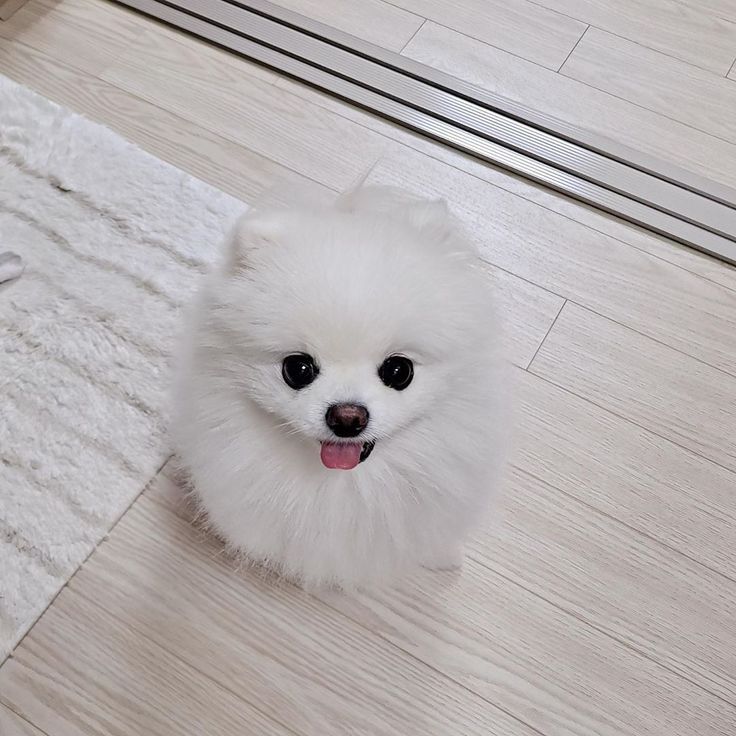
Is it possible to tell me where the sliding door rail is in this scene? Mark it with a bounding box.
[240,0,735,209]
[115,0,736,265]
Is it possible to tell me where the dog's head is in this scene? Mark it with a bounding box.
[209,186,497,470]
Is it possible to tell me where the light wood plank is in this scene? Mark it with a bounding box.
[562,27,736,143]
[0,0,144,76]
[0,38,330,204]
[0,705,44,736]
[322,475,736,734]
[374,0,586,69]
[101,28,389,190]
[403,22,736,190]
[0,589,292,735]
[45,489,535,736]
[478,468,736,703]
[527,0,736,74]
[675,0,736,23]
[267,0,424,51]
[529,301,736,472]
[364,148,736,375]
[514,369,736,580]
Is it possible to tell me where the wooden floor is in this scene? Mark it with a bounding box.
[1,1,736,734]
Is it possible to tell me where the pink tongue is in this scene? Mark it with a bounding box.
[320,442,362,470]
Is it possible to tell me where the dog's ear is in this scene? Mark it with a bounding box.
[224,210,283,273]
[403,198,452,236]
[337,184,452,238]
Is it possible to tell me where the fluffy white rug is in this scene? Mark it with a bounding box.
[0,74,244,656]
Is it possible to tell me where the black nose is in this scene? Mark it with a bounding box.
[325,403,369,438]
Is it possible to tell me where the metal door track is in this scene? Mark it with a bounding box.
[115,0,736,265]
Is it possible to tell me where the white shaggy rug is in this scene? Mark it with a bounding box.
[0,74,244,656]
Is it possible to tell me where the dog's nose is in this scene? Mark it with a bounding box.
[325,403,370,438]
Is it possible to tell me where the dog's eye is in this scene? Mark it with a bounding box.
[379,356,414,391]
[282,353,319,390]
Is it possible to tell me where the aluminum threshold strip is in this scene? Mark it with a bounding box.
[117,0,736,265]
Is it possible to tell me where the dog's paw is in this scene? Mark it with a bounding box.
[421,546,464,572]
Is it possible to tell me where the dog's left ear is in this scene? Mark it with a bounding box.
[403,198,452,236]
[338,184,452,235]
[224,210,284,273]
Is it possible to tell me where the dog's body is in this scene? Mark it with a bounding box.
[173,185,507,588]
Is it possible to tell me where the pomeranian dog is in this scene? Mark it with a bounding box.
[172,183,508,589]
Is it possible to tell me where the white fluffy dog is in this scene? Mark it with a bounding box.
[173,184,507,589]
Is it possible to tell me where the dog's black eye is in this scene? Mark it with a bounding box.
[379,356,414,391]
[282,353,319,390]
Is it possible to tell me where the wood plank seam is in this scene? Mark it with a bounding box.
[527,348,736,479]
[563,298,736,380]
[556,22,589,72]
[524,298,567,369]
[560,56,736,146]
[386,0,585,70]
[399,17,426,53]
[0,703,48,736]
[510,463,736,585]
[465,537,736,707]
[520,1,736,75]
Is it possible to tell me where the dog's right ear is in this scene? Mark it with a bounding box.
[224,210,283,273]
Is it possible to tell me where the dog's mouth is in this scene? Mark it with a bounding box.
[320,440,376,470]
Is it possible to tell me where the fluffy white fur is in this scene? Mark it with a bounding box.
[173,185,507,588]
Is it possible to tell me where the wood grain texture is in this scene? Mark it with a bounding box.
[0,706,44,736]
[529,302,736,473]
[402,21,736,190]
[562,28,736,143]
[0,0,144,75]
[373,0,586,69]
[365,149,736,375]
[266,0,424,51]
[526,0,736,73]
[101,28,389,190]
[475,468,736,703]
[0,588,292,736]
[20,489,537,736]
[514,369,736,580]
[0,39,331,205]
[675,0,736,23]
